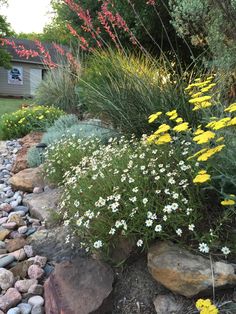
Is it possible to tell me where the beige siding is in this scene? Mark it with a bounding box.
[0,62,43,97]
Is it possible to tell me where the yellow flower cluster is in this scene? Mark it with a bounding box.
[195,299,218,314]
[186,76,216,111]
[193,170,211,184]
[147,108,191,145]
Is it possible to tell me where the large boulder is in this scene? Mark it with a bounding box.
[23,188,61,223]
[12,132,43,174]
[44,257,114,314]
[9,166,45,192]
[148,241,236,298]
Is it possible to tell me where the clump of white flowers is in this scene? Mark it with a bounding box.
[45,135,232,257]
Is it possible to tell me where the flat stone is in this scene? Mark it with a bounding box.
[28,296,44,307]
[0,288,22,312]
[6,238,26,252]
[0,255,15,268]
[17,303,32,314]
[33,187,44,194]
[0,268,14,290]
[15,279,38,293]
[0,227,11,240]
[9,167,45,193]
[14,206,29,214]
[148,241,236,297]
[28,265,44,280]
[2,222,17,230]
[10,260,34,279]
[0,249,7,254]
[23,188,61,223]
[44,257,114,314]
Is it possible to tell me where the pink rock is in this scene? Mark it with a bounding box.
[29,255,47,268]
[0,203,12,213]
[28,265,44,280]
[15,279,38,293]
[0,217,8,225]
[0,288,22,311]
[24,245,34,258]
[28,284,44,295]
[2,222,17,230]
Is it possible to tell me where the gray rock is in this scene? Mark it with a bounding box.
[28,284,43,296]
[0,255,15,268]
[6,307,21,314]
[14,206,29,214]
[17,303,32,314]
[31,305,44,314]
[153,295,184,314]
[23,188,61,224]
[28,296,44,307]
[0,241,6,249]
[0,268,14,290]
[18,226,28,234]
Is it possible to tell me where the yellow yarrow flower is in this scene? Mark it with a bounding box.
[224,102,236,113]
[206,117,231,130]
[187,148,208,160]
[189,96,212,104]
[173,122,189,132]
[192,101,213,111]
[197,145,225,161]
[175,117,183,123]
[154,124,171,135]
[148,111,162,123]
[193,131,215,144]
[193,170,211,184]
[194,128,204,135]
[196,299,212,310]
[221,199,235,206]
[166,110,177,117]
[227,117,236,126]
[146,134,157,144]
[192,92,203,98]
[154,133,172,145]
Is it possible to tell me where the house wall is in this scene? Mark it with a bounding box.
[0,62,43,97]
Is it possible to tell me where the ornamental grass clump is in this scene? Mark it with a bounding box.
[57,135,211,256]
[147,74,236,256]
[0,106,64,140]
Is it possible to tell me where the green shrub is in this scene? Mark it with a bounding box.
[42,119,119,146]
[80,50,199,137]
[44,137,101,185]
[35,60,82,114]
[27,147,45,168]
[0,106,64,140]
